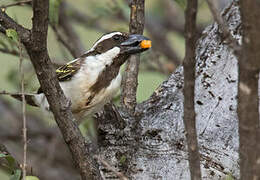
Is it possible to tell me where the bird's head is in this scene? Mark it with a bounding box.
[86,31,152,65]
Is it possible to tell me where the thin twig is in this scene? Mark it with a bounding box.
[51,25,78,58]
[65,2,107,33]
[0,90,36,96]
[58,2,85,57]
[0,47,19,56]
[18,37,27,179]
[94,155,128,180]
[66,1,182,66]
[206,0,240,51]
[0,0,32,9]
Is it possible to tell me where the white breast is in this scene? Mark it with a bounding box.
[34,47,121,121]
[76,73,122,120]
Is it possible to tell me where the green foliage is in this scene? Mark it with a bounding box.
[0,153,21,180]
[174,0,187,9]
[0,153,6,158]
[49,0,62,25]
[5,29,18,42]
[10,169,21,180]
[0,154,16,171]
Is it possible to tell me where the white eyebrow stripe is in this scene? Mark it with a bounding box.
[91,32,122,49]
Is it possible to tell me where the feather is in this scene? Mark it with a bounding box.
[56,59,83,81]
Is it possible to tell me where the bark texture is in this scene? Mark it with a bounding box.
[121,0,145,113]
[238,1,260,179]
[0,1,101,179]
[183,0,201,179]
[97,1,241,179]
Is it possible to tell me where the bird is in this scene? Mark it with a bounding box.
[2,32,152,122]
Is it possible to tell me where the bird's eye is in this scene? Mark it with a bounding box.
[113,35,121,41]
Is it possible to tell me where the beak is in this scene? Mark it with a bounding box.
[120,34,152,54]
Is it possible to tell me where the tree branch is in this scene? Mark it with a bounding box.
[183,0,201,179]
[18,38,27,180]
[238,0,260,179]
[145,19,181,65]
[114,1,183,66]
[120,0,145,113]
[51,25,79,58]
[66,1,182,67]
[0,1,101,179]
[57,2,85,58]
[0,47,20,56]
[94,155,128,180]
[0,97,78,180]
[64,2,107,33]
[206,0,240,51]
[0,10,30,43]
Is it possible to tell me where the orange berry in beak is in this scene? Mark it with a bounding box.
[140,40,152,49]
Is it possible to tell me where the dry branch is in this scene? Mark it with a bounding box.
[51,25,79,58]
[183,0,201,179]
[120,0,145,113]
[0,0,101,179]
[18,39,27,180]
[238,0,260,179]
[206,0,239,51]
[65,1,182,67]
[0,97,79,180]
[57,2,85,58]
[0,48,20,56]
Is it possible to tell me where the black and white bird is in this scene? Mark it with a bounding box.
[6,32,151,121]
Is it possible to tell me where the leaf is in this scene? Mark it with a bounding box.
[0,153,7,158]
[5,155,16,170]
[0,154,16,170]
[26,176,40,180]
[49,0,62,25]
[5,29,18,42]
[10,169,21,180]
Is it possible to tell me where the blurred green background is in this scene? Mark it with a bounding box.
[0,0,230,179]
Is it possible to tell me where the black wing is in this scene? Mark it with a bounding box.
[37,59,83,94]
[56,59,83,81]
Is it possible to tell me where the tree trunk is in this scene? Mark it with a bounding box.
[96,1,241,179]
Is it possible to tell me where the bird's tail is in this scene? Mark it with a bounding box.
[0,91,39,107]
